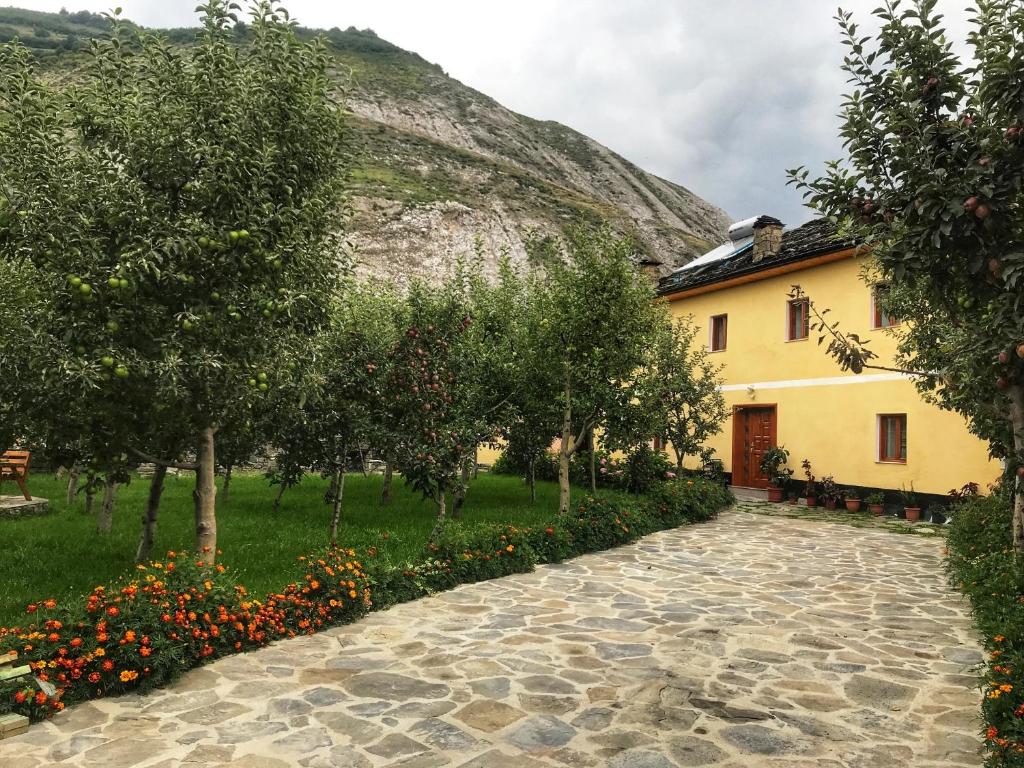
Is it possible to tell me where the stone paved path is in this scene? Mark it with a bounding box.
[0,507,984,768]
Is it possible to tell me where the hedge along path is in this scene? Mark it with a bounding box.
[0,507,983,768]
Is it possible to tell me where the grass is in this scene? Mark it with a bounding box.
[0,471,561,627]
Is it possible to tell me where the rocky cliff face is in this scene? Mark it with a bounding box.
[333,31,730,284]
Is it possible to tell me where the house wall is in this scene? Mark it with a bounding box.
[664,254,1000,495]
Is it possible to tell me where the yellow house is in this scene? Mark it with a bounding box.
[656,215,1000,498]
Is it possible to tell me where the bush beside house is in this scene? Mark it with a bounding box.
[946,489,1024,767]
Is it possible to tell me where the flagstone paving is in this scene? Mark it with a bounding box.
[0,506,984,767]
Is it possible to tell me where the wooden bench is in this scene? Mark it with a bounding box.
[0,651,30,740]
[0,451,32,501]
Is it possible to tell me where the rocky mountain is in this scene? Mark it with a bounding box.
[2,8,731,283]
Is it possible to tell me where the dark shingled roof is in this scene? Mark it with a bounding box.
[656,217,858,297]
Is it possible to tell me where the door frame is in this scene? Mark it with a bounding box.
[731,404,778,488]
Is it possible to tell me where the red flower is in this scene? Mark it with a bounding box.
[34,691,47,705]
[13,691,26,704]
[106,606,120,618]
[69,638,83,648]
[25,604,37,614]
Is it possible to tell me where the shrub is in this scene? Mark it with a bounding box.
[946,488,1024,767]
[0,476,731,723]
[0,547,371,719]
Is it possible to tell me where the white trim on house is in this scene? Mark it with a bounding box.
[719,372,910,392]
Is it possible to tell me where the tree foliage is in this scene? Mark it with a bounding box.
[788,0,1024,548]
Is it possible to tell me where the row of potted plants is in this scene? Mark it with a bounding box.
[759,446,923,521]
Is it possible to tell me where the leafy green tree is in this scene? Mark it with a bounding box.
[788,0,1024,549]
[0,2,349,563]
[639,315,727,470]
[384,281,477,536]
[529,227,663,515]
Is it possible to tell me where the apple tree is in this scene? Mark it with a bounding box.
[788,0,1024,549]
[529,227,663,515]
[0,2,349,563]
[636,315,727,470]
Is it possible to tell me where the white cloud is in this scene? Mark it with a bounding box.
[20,1,976,225]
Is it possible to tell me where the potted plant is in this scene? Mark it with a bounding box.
[900,483,921,522]
[801,459,817,506]
[865,491,885,516]
[819,475,840,509]
[844,488,862,512]
[759,446,792,502]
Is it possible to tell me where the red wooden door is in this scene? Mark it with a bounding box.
[731,406,777,488]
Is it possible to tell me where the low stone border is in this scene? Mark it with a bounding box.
[0,496,50,520]
[734,499,946,537]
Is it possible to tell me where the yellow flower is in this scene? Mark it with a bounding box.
[94,648,105,657]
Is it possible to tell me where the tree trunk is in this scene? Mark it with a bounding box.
[558,374,574,515]
[222,464,233,504]
[136,465,167,563]
[97,477,117,534]
[1010,385,1024,553]
[66,466,80,506]
[327,470,339,505]
[589,427,597,493]
[381,461,393,505]
[452,456,472,519]
[329,466,346,547]
[675,448,684,470]
[273,481,286,512]
[429,487,447,541]
[84,484,95,517]
[193,426,218,565]
[472,446,479,479]
[529,459,537,503]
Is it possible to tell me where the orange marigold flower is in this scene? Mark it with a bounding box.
[996,635,1006,643]
[506,545,514,552]
[988,727,1000,740]
[97,633,108,643]
[124,630,137,643]
[102,660,114,671]
[119,670,139,683]
[13,691,26,704]
[34,691,47,705]
[348,590,358,599]
[140,647,152,657]
[47,633,59,643]
[42,599,57,609]
[69,638,82,648]
[88,672,101,684]
[106,606,120,618]
[25,604,37,614]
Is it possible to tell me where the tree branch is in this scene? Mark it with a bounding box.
[128,446,199,471]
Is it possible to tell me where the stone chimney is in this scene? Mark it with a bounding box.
[752,216,784,263]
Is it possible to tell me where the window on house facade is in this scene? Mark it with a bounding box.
[872,284,898,329]
[787,298,809,341]
[710,314,727,352]
[878,414,907,463]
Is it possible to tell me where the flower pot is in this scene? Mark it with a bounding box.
[767,486,784,503]
[805,496,817,507]
[845,498,862,512]
[824,499,837,510]
[904,506,921,522]
[868,503,884,516]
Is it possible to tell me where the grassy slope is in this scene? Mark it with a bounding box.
[0,472,560,626]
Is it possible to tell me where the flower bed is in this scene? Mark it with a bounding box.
[946,489,1024,766]
[0,477,730,722]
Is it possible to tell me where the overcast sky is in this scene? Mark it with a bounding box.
[16,1,975,228]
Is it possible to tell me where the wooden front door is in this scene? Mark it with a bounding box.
[731,406,777,488]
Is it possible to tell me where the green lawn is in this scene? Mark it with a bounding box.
[0,471,560,626]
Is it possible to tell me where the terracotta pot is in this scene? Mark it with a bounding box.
[824,499,837,510]
[868,503,884,516]
[805,496,817,507]
[845,498,862,512]
[767,486,784,503]
[904,506,921,522]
